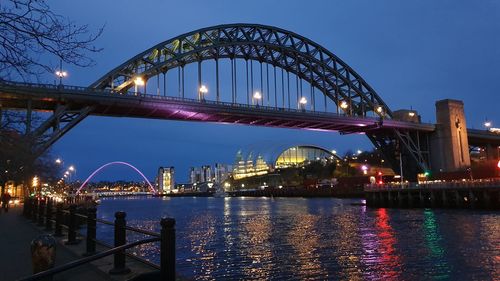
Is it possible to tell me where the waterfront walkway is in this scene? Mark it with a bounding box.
[0,206,110,281]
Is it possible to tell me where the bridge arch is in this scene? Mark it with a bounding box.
[91,23,391,118]
[75,161,157,195]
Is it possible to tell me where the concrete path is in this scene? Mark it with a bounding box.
[0,206,110,281]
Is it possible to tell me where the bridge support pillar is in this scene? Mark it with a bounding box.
[430,99,471,175]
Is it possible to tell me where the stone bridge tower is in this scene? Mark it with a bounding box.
[430,99,471,173]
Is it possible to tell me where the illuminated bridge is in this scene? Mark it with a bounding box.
[1,24,499,180]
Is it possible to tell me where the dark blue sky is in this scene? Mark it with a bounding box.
[45,1,499,182]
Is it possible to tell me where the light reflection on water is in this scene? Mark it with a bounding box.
[96,196,499,281]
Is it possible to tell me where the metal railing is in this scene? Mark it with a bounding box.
[21,196,175,280]
[365,178,500,191]
[0,80,384,121]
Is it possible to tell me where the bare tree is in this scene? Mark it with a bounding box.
[0,110,61,195]
[0,0,103,79]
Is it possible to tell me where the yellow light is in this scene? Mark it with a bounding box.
[299,97,307,105]
[134,77,145,86]
[408,112,416,117]
[376,106,383,113]
[340,101,348,109]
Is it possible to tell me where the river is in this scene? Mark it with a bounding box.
[96,196,499,280]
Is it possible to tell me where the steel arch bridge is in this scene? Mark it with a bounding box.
[0,23,436,179]
[92,23,390,118]
[90,23,428,177]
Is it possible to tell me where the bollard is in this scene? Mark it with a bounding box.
[160,217,176,281]
[31,234,56,281]
[38,199,45,226]
[84,207,97,256]
[65,205,79,245]
[54,203,63,237]
[109,211,130,274]
[45,198,52,230]
[32,198,39,223]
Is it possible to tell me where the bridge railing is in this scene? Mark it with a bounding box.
[21,196,175,280]
[0,80,386,121]
[364,178,500,191]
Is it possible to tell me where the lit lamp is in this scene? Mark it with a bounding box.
[484,121,492,129]
[134,77,145,95]
[55,70,67,86]
[361,165,368,175]
[253,91,262,106]
[376,106,385,117]
[340,101,349,113]
[408,111,416,117]
[299,96,307,110]
[199,85,208,101]
[55,158,62,165]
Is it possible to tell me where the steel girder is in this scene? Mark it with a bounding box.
[29,105,93,157]
[90,23,391,118]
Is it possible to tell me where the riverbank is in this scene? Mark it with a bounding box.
[0,206,109,281]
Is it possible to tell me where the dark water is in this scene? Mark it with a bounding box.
[96,197,499,280]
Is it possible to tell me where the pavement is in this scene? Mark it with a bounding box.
[0,205,110,281]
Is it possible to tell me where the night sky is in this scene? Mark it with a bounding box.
[43,1,499,182]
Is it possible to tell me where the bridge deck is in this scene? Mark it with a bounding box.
[0,81,436,134]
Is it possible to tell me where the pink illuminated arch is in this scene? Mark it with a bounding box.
[76,161,157,194]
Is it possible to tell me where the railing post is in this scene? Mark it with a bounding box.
[65,204,79,245]
[54,203,63,237]
[38,198,45,226]
[109,211,130,274]
[45,198,53,230]
[160,217,176,281]
[84,207,97,256]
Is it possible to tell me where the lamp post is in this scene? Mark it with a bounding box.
[55,60,67,86]
[134,77,145,95]
[299,96,307,110]
[484,121,492,130]
[253,91,262,106]
[199,85,208,101]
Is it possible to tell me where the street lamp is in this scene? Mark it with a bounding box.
[134,77,145,95]
[55,59,67,85]
[55,158,62,165]
[253,91,262,105]
[199,85,208,101]
[299,96,307,110]
[484,121,492,128]
[340,101,349,110]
